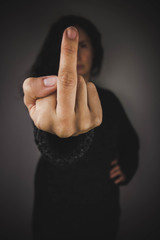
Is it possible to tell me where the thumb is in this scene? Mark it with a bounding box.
[23,75,57,112]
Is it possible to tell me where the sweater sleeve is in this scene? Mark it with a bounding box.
[109,92,140,185]
[33,122,95,167]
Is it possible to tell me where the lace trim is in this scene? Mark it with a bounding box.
[33,125,95,166]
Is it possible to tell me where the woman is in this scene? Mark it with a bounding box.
[23,15,139,239]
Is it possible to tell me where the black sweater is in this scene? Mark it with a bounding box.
[32,86,139,238]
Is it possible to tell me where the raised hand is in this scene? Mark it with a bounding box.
[23,27,102,138]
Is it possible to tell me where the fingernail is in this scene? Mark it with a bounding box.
[43,76,57,86]
[67,27,77,39]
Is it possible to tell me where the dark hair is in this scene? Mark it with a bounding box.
[29,15,103,78]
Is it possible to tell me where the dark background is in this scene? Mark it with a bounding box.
[1,0,160,239]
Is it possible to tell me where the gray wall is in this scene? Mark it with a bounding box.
[1,1,160,239]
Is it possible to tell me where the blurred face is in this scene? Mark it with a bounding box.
[76,27,94,82]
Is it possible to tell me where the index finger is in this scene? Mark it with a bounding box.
[57,27,79,114]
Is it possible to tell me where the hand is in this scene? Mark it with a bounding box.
[23,27,102,138]
[109,159,126,184]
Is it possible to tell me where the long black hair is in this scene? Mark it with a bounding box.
[29,15,103,78]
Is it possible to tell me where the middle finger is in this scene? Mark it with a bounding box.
[57,27,79,114]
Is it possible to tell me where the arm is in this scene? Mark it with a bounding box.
[109,92,140,185]
[23,27,102,166]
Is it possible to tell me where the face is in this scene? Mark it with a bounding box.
[76,27,94,82]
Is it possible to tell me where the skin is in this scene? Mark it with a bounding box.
[23,26,125,184]
[23,26,102,138]
[110,159,126,184]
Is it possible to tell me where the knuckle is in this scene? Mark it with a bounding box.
[78,122,89,132]
[34,116,41,130]
[87,82,96,91]
[34,111,45,130]
[77,121,84,132]
[59,72,76,88]
[76,114,90,132]
[78,75,84,82]
[57,131,72,138]
[77,75,85,86]
[63,44,77,56]
[56,127,73,138]
[93,114,103,127]
[22,77,33,94]
[34,112,52,132]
